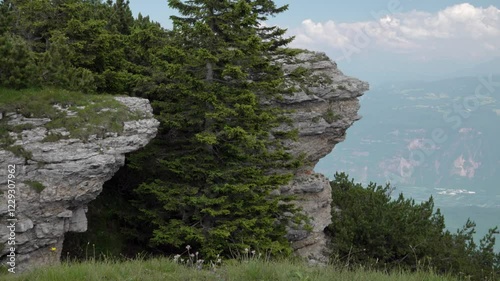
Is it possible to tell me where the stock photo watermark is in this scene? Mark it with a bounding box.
[5,164,18,273]
[385,74,500,185]
[337,0,405,62]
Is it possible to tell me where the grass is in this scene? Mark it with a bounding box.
[289,66,311,79]
[42,132,68,143]
[0,87,141,147]
[0,257,458,281]
[9,123,35,133]
[322,108,340,124]
[24,180,46,193]
[4,145,33,160]
[285,52,335,97]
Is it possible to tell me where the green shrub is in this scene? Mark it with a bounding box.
[10,123,35,133]
[0,121,15,147]
[25,180,46,193]
[289,66,310,79]
[0,34,36,89]
[322,109,339,124]
[42,132,68,143]
[4,145,32,160]
[326,172,500,281]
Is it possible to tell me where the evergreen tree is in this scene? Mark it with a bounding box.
[108,0,134,35]
[0,0,36,88]
[1,0,135,93]
[0,34,35,88]
[130,0,304,258]
[126,13,173,97]
[35,31,96,92]
[0,0,13,35]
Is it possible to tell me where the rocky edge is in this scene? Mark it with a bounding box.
[279,51,369,263]
[0,97,159,272]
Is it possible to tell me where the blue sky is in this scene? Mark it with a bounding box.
[128,1,500,83]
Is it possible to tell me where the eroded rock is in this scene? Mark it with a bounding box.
[0,51,367,271]
[0,96,159,272]
[279,51,369,263]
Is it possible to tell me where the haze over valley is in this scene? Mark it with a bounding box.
[317,73,500,245]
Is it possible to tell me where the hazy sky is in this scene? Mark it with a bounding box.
[128,1,500,83]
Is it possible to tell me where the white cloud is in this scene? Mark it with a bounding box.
[293,19,351,47]
[290,3,500,62]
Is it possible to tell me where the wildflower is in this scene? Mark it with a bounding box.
[190,253,195,258]
[196,259,204,270]
[244,248,249,253]
[173,254,181,262]
[251,250,256,255]
[186,245,191,250]
[50,247,57,252]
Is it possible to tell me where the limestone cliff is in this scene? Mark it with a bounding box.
[0,51,367,271]
[0,96,159,272]
[279,51,369,263]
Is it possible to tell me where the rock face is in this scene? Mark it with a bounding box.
[278,51,369,263]
[0,97,159,272]
[0,51,366,271]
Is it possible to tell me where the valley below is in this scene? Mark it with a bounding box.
[316,75,500,248]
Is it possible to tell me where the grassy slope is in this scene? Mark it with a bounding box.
[1,258,457,281]
[0,87,139,145]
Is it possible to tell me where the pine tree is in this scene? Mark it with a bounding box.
[0,34,35,89]
[2,0,135,93]
[108,0,134,35]
[131,0,304,258]
[0,0,13,35]
[326,172,500,279]
[0,0,36,88]
[35,31,96,93]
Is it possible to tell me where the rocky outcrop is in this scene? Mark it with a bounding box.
[0,51,367,271]
[0,97,159,272]
[278,51,369,263]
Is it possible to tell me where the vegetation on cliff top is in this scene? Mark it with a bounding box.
[0,88,139,149]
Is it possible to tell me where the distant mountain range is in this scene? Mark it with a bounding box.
[440,58,500,80]
[316,74,500,244]
[342,57,500,85]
